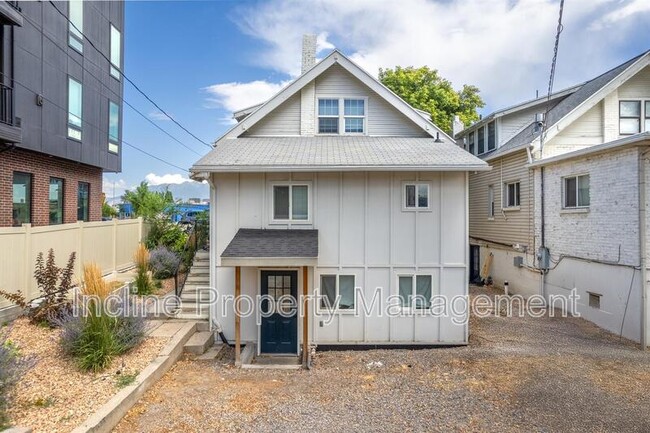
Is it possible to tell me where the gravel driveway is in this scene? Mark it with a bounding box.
[114,286,650,432]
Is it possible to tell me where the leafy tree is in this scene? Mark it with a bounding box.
[122,182,174,220]
[102,200,118,218]
[378,66,484,135]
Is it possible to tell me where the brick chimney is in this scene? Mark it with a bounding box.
[452,115,464,138]
[301,34,317,74]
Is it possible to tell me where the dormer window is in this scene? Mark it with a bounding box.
[318,98,366,134]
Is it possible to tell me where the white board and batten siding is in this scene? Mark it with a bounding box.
[212,170,469,345]
[242,64,429,138]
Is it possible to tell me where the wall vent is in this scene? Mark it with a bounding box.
[588,292,601,309]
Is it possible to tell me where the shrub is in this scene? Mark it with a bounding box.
[1,330,33,429]
[149,247,181,280]
[0,249,76,327]
[132,244,153,295]
[145,216,188,254]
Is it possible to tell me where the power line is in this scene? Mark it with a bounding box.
[122,140,189,172]
[47,0,213,149]
[16,9,204,157]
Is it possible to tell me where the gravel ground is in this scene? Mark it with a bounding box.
[5,318,167,433]
[114,285,650,433]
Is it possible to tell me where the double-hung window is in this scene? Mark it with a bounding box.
[272,184,309,221]
[77,182,90,222]
[398,275,432,309]
[320,275,355,311]
[563,174,589,208]
[318,98,366,134]
[504,181,520,208]
[12,172,32,226]
[620,101,641,135]
[110,25,122,79]
[68,77,82,140]
[108,100,120,153]
[468,131,475,155]
[477,126,485,154]
[49,178,64,225]
[487,121,496,151]
[68,0,84,52]
[404,183,429,209]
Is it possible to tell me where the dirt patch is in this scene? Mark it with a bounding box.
[4,318,166,432]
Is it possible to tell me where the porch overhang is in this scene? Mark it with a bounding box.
[221,228,318,266]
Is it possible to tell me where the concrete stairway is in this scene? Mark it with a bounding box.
[175,250,211,320]
[183,321,215,355]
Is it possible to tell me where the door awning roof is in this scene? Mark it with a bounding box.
[221,229,318,267]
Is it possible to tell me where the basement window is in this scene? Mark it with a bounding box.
[588,292,601,309]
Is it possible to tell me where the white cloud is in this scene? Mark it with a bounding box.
[222,0,648,112]
[102,177,128,196]
[148,111,172,121]
[144,173,193,186]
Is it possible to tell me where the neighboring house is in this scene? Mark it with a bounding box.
[0,1,124,227]
[456,50,650,347]
[191,36,488,364]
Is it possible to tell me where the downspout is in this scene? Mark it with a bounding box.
[639,149,648,349]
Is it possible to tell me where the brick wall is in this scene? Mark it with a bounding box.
[0,147,102,227]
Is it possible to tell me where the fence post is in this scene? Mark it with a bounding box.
[23,223,32,299]
[137,216,143,242]
[112,219,118,275]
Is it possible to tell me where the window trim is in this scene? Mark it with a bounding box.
[316,96,368,136]
[318,274,357,314]
[269,181,312,224]
[12,171,32,226]
[49,177,65,225]
[619,100,642,135]
[503,180,520,209]
[396,273,433,311]
[402,182,431,211]
[67,76,82,141]
[562,174,590,209]
[108,100,120,154]
[68,0,84,53]
[77,181,90,222]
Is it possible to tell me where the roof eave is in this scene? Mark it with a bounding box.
[191,164,491,173]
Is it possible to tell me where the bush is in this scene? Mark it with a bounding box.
[0,249,76,327]
[132,244,153,295]
[1,330,33,429]
[149,247,181,280]
[145,216,188,254]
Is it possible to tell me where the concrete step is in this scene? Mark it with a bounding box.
[180,294,212,304]
[183,331,215,355]
[191,261,209,268]
[195,251,209,260]
[189,267,210,276]
[185,277,210,285]
[178,303,210,314]
[175,312,209,320]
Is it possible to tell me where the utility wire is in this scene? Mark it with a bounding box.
[16,10,204,157]
[48,0,213,149]
[540,0,565,151]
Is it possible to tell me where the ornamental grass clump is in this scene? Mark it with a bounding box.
[133,244,154,295]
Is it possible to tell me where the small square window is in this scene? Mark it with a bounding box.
[272,184,309,221]
[620,101,641,135]
[588,292,601,309]
[318,117,338,134]
[405,183,429,209]
[320,275,355,310]
[563,174,589,208]
[398,275,432,309]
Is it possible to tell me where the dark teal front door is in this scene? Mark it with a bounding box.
[260,271,298,354]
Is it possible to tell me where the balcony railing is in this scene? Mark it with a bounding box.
[0,83,15,126]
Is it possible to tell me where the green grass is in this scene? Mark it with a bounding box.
[33,396,54,408]
[115,372,138,389]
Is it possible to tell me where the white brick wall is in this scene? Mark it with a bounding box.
[602,90,619,142]
[300,81,315,136]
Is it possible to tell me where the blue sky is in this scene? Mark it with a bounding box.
[104,0,650,199]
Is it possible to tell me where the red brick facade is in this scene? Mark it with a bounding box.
[0,147,103,227]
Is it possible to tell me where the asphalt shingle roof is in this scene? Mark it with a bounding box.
[221,229,318,258]
[192,137,488,171]
[483,52,648,160]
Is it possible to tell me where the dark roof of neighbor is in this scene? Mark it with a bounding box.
[221,229,318,258]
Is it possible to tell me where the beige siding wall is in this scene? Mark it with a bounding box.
[618,65,650,99]
[315,64,428,137]
[469,150,533,246]
[545,101,604,156]
[498,106,538,145]
[243,92,301,136]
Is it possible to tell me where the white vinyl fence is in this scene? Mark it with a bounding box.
[0,218,147,310]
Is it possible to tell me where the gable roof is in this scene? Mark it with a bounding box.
[213,49,453,144]
[192,137,489,172]
[480,50,650,161]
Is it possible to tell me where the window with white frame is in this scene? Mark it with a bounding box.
[620,101,641,135]
[487,121,496,151]
[504,181,520,208]
[477,126,485,154]
[110,25,122,79]
[398,275,432,309]
[68,0,84,52]
[320,274,355,310]
[404,183,429,209]
[563,174,589,208]
[646,101,650,132]
[488,185,495,218]
[317,98,366,134]
[272,184,309,221]
[468,131,475,155]
[68,77,82,140]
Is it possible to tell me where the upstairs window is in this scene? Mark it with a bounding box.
[504,181,520,208]
[646,101,650,132]
[68,0,84,53]
[108,100,120,153]
[620,101,641,135]
[487,121,496,151]
[468,131,475,155]
[404,183,429,210]
[68,77,82,140]
[477,126,485,154]
[110,25,122,79]
[273,184,309,221]
[563,174,589,208]
[318,98,366,134]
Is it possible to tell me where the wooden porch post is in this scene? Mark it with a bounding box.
[302,266,309,367]
[235,266,241,366]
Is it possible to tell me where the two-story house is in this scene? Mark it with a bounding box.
[457,50,650,347]
[0,0,124,227]
[191,36,488,365]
